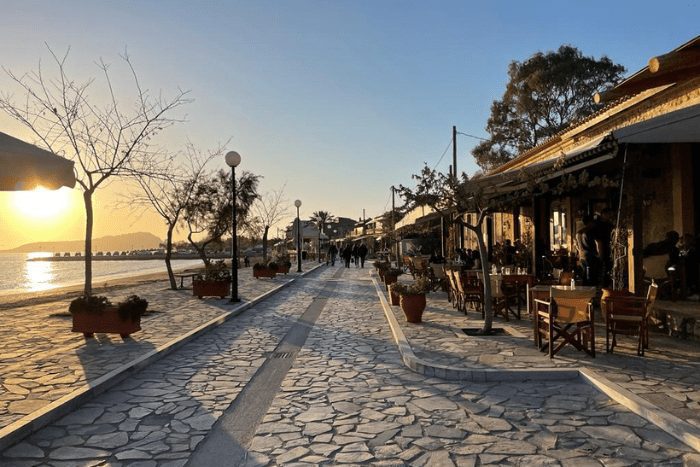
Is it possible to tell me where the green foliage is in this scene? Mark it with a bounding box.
[198,259,231,281]
[392,276,431,296]
[69,295,112,314]
[472,45,625,170]
[117,295,149,322]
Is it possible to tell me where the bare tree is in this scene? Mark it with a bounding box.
[127,143,217,289]
[0,46,190,295]
[250,185,290,261]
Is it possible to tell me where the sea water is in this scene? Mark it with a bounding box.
[0,252,202,295]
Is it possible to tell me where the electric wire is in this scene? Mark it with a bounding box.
[432,138,453,171]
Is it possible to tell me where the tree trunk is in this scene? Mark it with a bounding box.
[83,190,94,296]
[262,225,270,262]
[188,232,210,269]
[474,229,494,333]
[165,224,177,290]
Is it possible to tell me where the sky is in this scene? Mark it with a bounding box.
[0,0,698,249]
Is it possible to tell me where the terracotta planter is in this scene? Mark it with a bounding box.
[400,293,426,323]
[71,306,141,338]
[276,265,291,275]
[387,283,400,306]
[193,279,230,299]
[384,273,399,290]
[253,268,277,279]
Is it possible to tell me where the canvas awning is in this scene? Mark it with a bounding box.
[0,132,76,191]
[613,103,700,143]
[394,204,438,230]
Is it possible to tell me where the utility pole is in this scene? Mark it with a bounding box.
[452,125,457,181]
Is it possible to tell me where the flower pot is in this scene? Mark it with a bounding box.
[253,268,277,279]
[71,305,141,338]
[387,283,400,306]
[400,293,426,323]
[378,268,386,280]
[384,273,399,290]
[276,265,290,275]
[193,279,230,299]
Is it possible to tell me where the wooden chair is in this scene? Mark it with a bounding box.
[458,270,484,315]
[429,263,448,292]
[445,269,462,311]
[535,287,597,358]
[500,275,534,320]
[490,275,512,321]
[603,283,659,356]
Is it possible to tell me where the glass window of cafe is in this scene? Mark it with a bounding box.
[549,203,568,251]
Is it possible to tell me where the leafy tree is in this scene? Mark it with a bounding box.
[182,169,260,267]
[472,45,625,170]
[0,47,190,295]
[310,210,335,259]
[397,165,498,333]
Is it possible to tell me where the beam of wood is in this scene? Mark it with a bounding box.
[649,49,700,73]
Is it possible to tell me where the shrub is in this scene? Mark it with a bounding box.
[69,295,112,314]
[392,276,431,296]
[198,259,231,281]
[117,295,149,322]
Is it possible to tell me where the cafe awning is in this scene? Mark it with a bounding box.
[613,103,700,143]
[0,132,76,191]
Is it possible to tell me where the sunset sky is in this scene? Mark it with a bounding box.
[1,1,698,250]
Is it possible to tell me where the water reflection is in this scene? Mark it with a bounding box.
[24,252,55,291]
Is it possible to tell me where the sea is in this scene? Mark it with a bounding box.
[0,252,203,296]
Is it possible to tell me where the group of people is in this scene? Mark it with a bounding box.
[327,242,368,268]
[644,230,699,296]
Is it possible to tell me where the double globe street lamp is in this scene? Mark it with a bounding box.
[225,151,241,302]
[294,199,302,272]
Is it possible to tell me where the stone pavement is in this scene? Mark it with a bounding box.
[0,263,319,448]
[1,265,697,465]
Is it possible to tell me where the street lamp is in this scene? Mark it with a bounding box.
[318,223,323,264]
[225,151,241,302]
[294,199,302,272]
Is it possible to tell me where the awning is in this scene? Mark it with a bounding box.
[473,134,618,198]
[613,103,700,143]
[394,204,437,230]
[0,132,76,191]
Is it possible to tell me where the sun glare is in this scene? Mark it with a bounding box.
[12,187,72,220]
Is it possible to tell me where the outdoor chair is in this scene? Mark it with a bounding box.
[603,283,659,356]
[445,269,462,311]
[500,275,533,320]
[458,270,484,315]
[429,263,448,292]
[643,254,675,300]
[534,287,597,358]
[489,275,513,321]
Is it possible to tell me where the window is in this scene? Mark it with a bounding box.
[550,204,568,251]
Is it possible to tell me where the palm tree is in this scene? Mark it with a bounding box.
[310,210,335,262]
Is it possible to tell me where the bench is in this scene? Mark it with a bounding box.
[174,272,198,289]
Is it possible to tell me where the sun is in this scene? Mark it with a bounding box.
[12,186,73,220]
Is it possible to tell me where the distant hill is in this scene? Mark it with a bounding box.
[1,232,163,254]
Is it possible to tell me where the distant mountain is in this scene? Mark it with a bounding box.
[0,232,163,254]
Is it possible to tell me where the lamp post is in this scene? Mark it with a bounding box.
[225,151,241,302]
[318,223,323,264]
[294,199,302,272]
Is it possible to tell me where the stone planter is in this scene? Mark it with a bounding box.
[193,279,230,299]
[71,306,141,338]
[253,268,277,279]
[400,293,426,323]
[387,283,400,306]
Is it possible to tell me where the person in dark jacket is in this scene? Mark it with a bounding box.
[342,244,353,268]
[327,244,338,266]
[352,244,360,267]
[358,242,368,268]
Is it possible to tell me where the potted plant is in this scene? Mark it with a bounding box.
[374,260,390,280]
[193,260,231,298]
[387,282,401,306]
[393,276,431,323]
[70,294,148,338]
[253,262,277,279]
[274,258,292,274]
[383,267,403,290]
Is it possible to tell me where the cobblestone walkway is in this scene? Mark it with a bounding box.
[386,281,700,430]
[0,267,307,431]
[1,266,697,465]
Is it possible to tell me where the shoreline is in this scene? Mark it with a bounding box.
[0,265,205,311]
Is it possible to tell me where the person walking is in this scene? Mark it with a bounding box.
[342,244,353,268]
[358,242,368,268]
[327,243,338,266]
[352,244,360,268]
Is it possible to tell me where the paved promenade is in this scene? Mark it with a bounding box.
[1,265,698,465]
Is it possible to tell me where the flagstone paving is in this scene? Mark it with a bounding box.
[1,266,696,465]
[0,267,306,431]
[385,281,700,429]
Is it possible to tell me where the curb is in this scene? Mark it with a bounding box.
[0,263,325,452]
[372,275,700,453]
